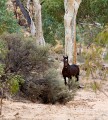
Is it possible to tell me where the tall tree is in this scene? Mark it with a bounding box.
[32,0,45,46]
[15,0,31,26]
[64,0,81,64]
[13,0,45,46]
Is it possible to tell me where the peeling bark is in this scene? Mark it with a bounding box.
[15,0,31,26]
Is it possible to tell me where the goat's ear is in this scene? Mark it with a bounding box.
[63,55,65,58]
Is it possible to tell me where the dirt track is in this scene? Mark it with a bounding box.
[1,84,108,120]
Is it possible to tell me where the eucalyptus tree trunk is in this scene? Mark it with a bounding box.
[64,0,81,64]
[32,0,45,46]
[27,0,36,36]
[15,0,31,26]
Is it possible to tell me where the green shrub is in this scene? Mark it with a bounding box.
[90,81,101,93]
[95,26,108,46]
[0,33,49,76]
[80,45,108,80]
[44,68,77,104]
[0,0,20,34]
[0,33,50,98]
[0,64,5,77]
[22,68,77,104]
[0,33,78,103]
[81,45,103,78]
[8,75,25,94]
[104,52,108,61]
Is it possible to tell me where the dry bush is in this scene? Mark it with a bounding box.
[0,33,50,100]
[0,33,49,76]
[80,45,108,80]
[0,33,78,104]
[52,40,63,54]
[79,45,108,93]
[22,68,76,104]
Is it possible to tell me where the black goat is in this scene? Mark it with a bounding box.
[62,56,80,85]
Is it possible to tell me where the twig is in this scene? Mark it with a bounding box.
[94,81,108,98]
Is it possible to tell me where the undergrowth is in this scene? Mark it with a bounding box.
[0,33,77,105]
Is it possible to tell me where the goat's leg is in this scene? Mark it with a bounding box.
[75,75,82,88]
[68,76,72,90]
[76,75,79,82]
[64,77,67,85]
[68,76,72,84]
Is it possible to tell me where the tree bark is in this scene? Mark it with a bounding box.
[15,0,31,26]
[64,0,81,64]
[26,0,36,36]
[12,0,45,46]
[32,0,45,46]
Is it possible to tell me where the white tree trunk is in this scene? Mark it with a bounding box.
[64,0,81,64]
[30,19,36,36]
[27,0,31,9]
[33,0,45,46]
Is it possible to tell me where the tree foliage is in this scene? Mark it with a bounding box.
[95,25,108,46]
[42,0,108,45]
[42,0,64,22]
[77,23,102,45]
[77,0,108,25]
[0,0,20,34]
[42,0,64,45]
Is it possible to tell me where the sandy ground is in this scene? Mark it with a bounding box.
[0,61,108,120]
[0,82,108,120]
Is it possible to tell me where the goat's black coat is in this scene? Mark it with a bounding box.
[62,56,80,85]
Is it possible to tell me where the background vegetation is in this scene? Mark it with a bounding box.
[0,0,20,34]
[0,0,108,104]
